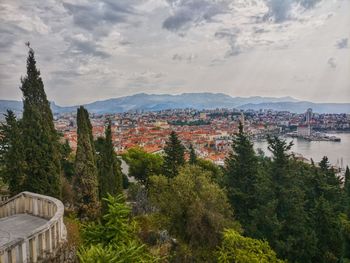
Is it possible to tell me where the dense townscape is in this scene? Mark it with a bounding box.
[55,108,350,166]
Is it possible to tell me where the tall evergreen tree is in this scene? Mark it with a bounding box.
[319,156,330,172]
[225,121,259,231]
[319,156,343,212]
[21,45,61,197]
[266,136,316,262]
[73,106,100,219]
[162,131,185,178]
[344,166,350,262]
[345,166,350,212]
[97,120,123,203]
[0,110,26,195]
[189,144,197,165]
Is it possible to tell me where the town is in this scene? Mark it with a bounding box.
[55,108,350,166]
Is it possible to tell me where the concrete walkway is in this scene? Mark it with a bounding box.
[0,214,48,246]
[119,157,136,183]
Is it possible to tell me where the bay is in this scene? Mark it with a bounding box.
[254,133,350,168]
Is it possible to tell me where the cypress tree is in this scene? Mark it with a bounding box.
[0,110,26,195]
[345,166,350,211]
[163,131,185,178]
[21,44,61,198]
[73,106,100,219]
[189,144,197,165]
[97,120,123,203]
[225,121,259,232]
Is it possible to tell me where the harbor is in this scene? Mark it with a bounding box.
[287,132,341,142]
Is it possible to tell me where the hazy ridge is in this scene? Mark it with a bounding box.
[0,93,349,117]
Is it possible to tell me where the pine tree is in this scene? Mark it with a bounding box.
[97,120,123,205]
[318,156,343,212]
[0,110,26,195]
[189,144,197,165]
[344,166,350,263]
[162,131,185,178]
[266,136,316,262]
[21,45,61,198]
[319,156,330,172]
[225,121,259,232]
[73,106,100,219]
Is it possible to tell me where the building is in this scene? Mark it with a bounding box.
[297,125,311,137]
[305,108,313,125]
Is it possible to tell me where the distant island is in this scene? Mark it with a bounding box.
[1,92,350,118]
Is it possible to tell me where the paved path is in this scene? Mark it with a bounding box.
[118,157,136,183]
[0,214,48,246]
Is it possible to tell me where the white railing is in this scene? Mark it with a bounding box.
[0,192,66,263]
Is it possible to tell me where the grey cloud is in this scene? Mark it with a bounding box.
[0,23,29,51]
[51,70,82,78]
[327,57,336,68]
[119,40,132,46]
[265,0,322,22]
[298,0,321,9]
[336,38,348,49]
[215,29,241,56]
[163,0,231,32]
[61,0,138,58]
[172,53,196,62]
[63,1,136,34]
[65,37,110,58]
[266,0,293,22]
[253,27,269,34]
[128,71,165,82]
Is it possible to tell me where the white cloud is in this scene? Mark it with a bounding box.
[0,0,349,105]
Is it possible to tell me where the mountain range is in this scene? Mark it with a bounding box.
[0,93,349,119]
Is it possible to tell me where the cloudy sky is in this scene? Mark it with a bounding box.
[0,0,349,105]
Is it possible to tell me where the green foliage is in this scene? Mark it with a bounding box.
[149,165,236,254]
[61,139,75,180]
[78,194,159,262]
[225,122,260,233]
[341,213,350,260]
[162,131,185,178]
[0,110,26,195]
[217,229,284,263]
[196,158,224,184]
[238,136,346,262]
[20,46,62,197]
[266,137,317,262]
[345,166,350,216]
[123,147,163,186]
[73,106,100,219]
[97,120,123,209]
[188,144,197,165]
[312,196,343,262]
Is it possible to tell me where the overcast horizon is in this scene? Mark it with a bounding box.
[1,0,349,106]
[1,91,350,107]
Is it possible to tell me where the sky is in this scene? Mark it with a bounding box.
[0,0,349,106]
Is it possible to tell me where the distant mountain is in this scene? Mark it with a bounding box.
[0,100,23,119]
[0,93,349,118]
